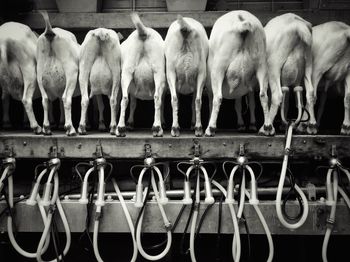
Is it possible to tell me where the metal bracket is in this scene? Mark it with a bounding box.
[48,145,59,158]
[330,145,337,158]
[192,139,201,157]
[306,182,317,201]
[144,144,152,158]
[3,145,15,158]
[239,143,246,156]
[93,144,103,158]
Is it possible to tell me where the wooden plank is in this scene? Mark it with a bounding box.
[16,10,350,30]
[103,0,167,11]
[319,0,350,10]
[225,2,303,11]
[0,200,349,234]
[0,131,349,160]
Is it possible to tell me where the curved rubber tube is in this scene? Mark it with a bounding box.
[112,178,138,262]
[36,173,71,262]
[245,165,259,204]
[199,166,214,204]
[136,171,172,261]
[245,190,274,262]
[93,205,103,262]
[228,202,241,262]
[7,175,50,258]
[80,167,95,202]
[276,125,309,229]
[0,166,10,192]
[227,165,240,203]
[236,171,246,219]
[189,175,200,262]
[322,170,338,262]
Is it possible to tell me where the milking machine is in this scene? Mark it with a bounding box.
[131,144,172,261]
[1,147,71,262]
[174,141,217,262]
[77,145,136,262]
[316,146,350,262]
[222,145,273,262]
[276,86,309,229]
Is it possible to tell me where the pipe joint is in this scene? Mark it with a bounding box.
[190,157,203,167]
[48,158,60,169]
[2,157,16,170]
[94,157,106,169]
[326,218,335,229]
[164,222,172,232]
[144,157,155,167]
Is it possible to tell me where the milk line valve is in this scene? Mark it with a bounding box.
[318,145,350,262]
[275,86,309,230]
[131,144,172,261]
[222,144,273,262]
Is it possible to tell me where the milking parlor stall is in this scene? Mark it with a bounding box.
[1,0,350,261]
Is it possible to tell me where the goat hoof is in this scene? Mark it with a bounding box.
[194,126,203,137]
[2,121,11,129]
[237,124,245,132]
[152,126,163,137]
[116,126,126,137]
[65,125,77,136]
[109,125,116,135]
[171,126,180,137]
[307,123,318,135]
[78,125,87,135]
[248,124,257,132]
[126,122,134,131]
[32,125,42,135]
[258,125,275,136]
[341,124,350,135]
[98,121,107,132]
[205,127,216,137]
[43,125,52,136]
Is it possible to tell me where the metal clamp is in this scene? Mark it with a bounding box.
[94,157,107,169]
[3,146,15,158]
[93,144,104,158]
[306,182,317,201]
[164,222,172,232]
[48,157,61,168]
[48,145,59,159]
[326,218,335,230]
[144,144,155,167]
[237,144,248,166]
[2,156,16,170]
[329,145,339,168]
[48,204,57,214]
[193,139,201,157]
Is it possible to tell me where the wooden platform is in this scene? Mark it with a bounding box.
[17,10,350,30]
[0,131,349,160]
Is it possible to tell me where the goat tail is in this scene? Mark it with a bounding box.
[177,15,192,37]
[131,12,147,40]
[39,10,55,40]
